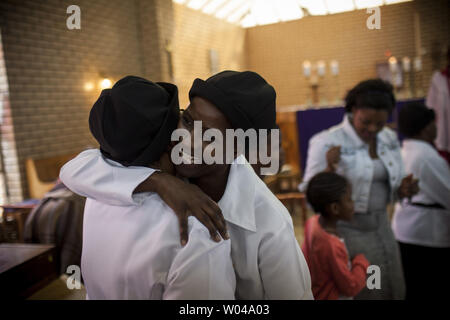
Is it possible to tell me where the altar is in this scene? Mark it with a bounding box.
[278,98,425,174]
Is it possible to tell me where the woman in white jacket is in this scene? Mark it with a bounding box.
[299,79,419,299]
[392,102,450,300]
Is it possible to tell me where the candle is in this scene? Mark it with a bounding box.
[330,60,339,76]
[303,60,311,77]
[317,60,326,77]
[402,57,411,72]
[389,56,398,73]
[414,56,422,71]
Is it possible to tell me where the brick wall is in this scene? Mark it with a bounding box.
[0,0,448,200]
[138,0,175,82]
[0,0,146,200]
[172,3,246,108]
[246,0,450,108]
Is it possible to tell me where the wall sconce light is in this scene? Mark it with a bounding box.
[330,60,339,76]
[100,78,112,90]
[317,60,326,77]
[303,60,311,77]
[84,82,94,91]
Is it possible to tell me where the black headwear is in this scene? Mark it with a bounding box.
[189,70,277,130]
[398,102,435,138]
[89,76,179,166]
[345,79,396,114]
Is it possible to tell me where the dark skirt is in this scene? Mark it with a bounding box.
[398,241,450,300]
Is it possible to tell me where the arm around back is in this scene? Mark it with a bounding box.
[59,149,156,206]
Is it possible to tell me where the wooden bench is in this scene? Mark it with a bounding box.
[25,153,78,199]
[266,171,308,225]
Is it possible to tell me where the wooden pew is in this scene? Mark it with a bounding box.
[25,153,78,199]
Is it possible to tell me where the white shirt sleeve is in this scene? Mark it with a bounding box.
[163,219,236,300]
[298,133,329,192]
[419,156,450,210]
[258,220,313,300]
[59,149,156,206]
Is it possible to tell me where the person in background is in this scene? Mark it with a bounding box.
[299,79,419,299]
[426,46,450,165]
[302,172,370,300]
[392,102,450,300]
[24,178,85,276]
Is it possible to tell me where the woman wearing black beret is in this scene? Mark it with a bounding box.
[392,102,450,300]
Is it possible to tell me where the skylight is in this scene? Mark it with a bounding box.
[174,0,412,28]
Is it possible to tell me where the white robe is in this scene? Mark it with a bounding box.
[392,139,450,248]
[81,161,235,299]
[60,150,313,300]
[426,71,450,152]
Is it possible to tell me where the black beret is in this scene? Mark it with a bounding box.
[89,76,179,166]
[398,102,435,138]
[189,71,277,130]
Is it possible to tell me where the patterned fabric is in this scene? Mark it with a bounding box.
[337,159,405,299]
[24,183,85,275]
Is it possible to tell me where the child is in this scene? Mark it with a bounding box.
[302,172,369,300]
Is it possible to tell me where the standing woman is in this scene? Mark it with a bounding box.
[392,102,450,300]
[299,79,418,299]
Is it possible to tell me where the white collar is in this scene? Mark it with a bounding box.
[342,114,366,148]
[218,155,257,232]
[402,139,434,151]
[342,113,395,148]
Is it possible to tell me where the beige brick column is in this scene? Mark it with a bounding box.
[137,0,175,82]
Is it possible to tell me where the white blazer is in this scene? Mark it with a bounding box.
[392,139,450,248]
[299,114,406,213]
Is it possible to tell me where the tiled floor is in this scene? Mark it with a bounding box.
[28,274,86,300]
